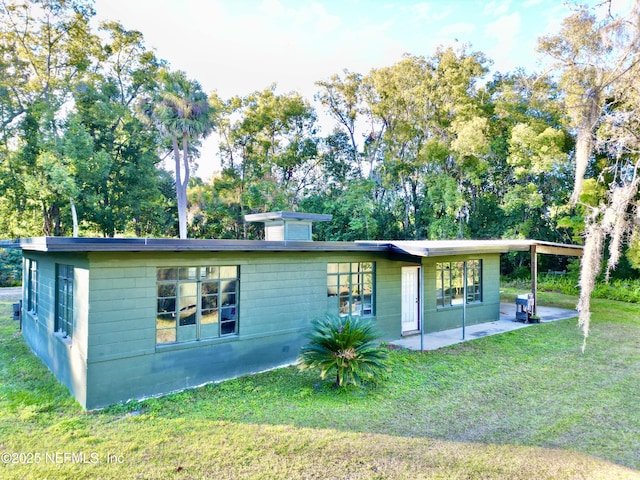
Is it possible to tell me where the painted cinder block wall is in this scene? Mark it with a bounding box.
[81,250,405,409]
[20,252,90,407]
[25,248,400,409]
[421,253,501,333]
[20,248,501,409]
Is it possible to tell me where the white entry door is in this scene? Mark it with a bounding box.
[401,266,420,334]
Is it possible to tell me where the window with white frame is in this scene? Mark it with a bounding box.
[327,262,375,316]
[156,266,239,345]
[56,264,74,338]
[26,259,38,315]
[436,260,482,308]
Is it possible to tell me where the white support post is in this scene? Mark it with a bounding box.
[531,244,538,315]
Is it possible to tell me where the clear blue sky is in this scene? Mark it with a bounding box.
[91,0,633,177]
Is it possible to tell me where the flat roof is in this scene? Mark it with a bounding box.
[0,237,387,253]
[244,212,332,222]
[358,239,583,257]
[0,237,583,257]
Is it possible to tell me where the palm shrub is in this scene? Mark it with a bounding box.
[298,313,389,387]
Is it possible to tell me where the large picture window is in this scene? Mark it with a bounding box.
[436,260,482,308]
[327,262,375,316]
[26,259,38,315]
[156,266,239,345]
[56,264,74,338]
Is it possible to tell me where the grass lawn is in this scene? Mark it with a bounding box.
[1,289,639,479]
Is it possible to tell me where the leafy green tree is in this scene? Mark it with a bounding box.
[0,248,22,286]
[1,101,80,236]
[66,21,170,237]
[0,0,98,137]
[360,48,490,239]
[23,150,78,235]
[0,3,181,239]
[212,86,320,237]
[303,179,382,241]
[298,313,388,387]
[187,176,241,239]
[0,0,97,235]
[317,130,361,185]
[480,73,574,244]
[315,70,364,177]
[538,1,640,345]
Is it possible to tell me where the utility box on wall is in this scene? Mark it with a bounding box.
[12,301,21,321]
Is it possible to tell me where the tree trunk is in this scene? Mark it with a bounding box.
[70,198,78,237]
[42,203,52,236]
[172,134,188,239]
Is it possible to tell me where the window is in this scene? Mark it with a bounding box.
[56,264,74,338]
[26,259,38,315]
[436,260,482,308]
[466,260,482,303]
[327,262,375,316]
[156,266,239,345]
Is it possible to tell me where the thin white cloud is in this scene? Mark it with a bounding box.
[485,12,521,41]
[307,3,342,33]
[404,2,452,23]
[408,2,432,21]
[257,0,341,34]
[483,0,512,16]
[484,12,522,73]
[258,0,284,15]
[438,22,475,38]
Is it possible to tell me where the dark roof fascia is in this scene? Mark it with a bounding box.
[387,249,423,264]
[390,243,512,258]
[10,237,390,254]
[0,239,21,250]
[361,239,583,258]
[358,240,516,258]
[4,237,583,257]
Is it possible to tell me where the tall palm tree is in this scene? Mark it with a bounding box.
[146,69,213,238]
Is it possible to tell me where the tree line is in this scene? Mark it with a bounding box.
[2,1,640,331]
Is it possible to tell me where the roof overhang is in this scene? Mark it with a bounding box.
[0,237,388,254]
[529,241,584,257]
[1,237,583,257]
[358,239,583,258]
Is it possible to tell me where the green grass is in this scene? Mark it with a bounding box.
[1,289,639,479]
[504,275,640,303]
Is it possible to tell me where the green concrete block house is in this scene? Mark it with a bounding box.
[5,212,582,410]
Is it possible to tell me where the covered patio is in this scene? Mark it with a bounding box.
[390,302,578,351]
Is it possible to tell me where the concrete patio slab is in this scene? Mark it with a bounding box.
[390,303,578,351]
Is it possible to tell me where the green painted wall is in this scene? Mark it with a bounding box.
[421,253,501,333]
[21,248,503,409]
[84,250,404,409]
[20,252,90,407]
